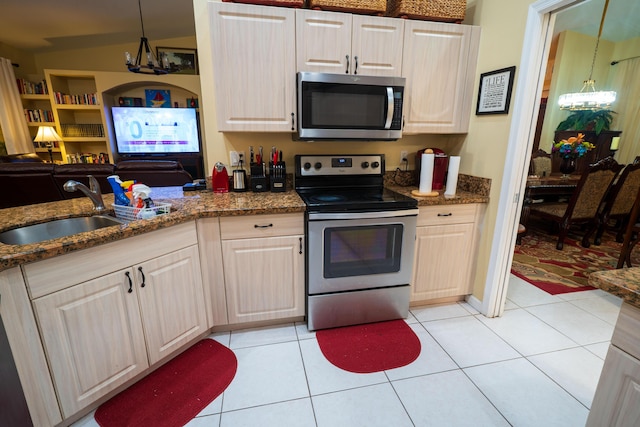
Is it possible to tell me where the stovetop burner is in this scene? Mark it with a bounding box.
[294,154,417,213]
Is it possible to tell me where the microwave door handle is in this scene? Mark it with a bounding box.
[384,87,394,129]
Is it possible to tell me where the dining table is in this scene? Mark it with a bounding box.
[520,174,581,234]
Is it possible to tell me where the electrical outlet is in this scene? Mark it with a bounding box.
[230,151,239,166]
[400,151,408,164]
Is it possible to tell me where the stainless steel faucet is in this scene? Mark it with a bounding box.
[63,175,106,212]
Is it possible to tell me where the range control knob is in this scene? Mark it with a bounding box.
[314,162,322,170]
[371,161,380,169]
[361,161,370,169]
[303,162,311,170]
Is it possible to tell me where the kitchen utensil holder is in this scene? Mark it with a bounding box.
[250,163,268,192]
[269,161,286,192]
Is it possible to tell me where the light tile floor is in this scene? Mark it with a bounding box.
[73,274,621,426]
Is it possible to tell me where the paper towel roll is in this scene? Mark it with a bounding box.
[444,156,460,197]
[419,153,434,193]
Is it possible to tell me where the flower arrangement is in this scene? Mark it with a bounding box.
[552,133,595,159]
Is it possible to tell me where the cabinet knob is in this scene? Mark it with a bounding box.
[254,223,273,229]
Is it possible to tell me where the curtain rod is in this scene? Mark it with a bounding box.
[611,55,640,65]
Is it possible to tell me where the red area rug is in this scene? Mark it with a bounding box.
[511,227,640,295]
[95,339,236,427]
[316,320,421,373]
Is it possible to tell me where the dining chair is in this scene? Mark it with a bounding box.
[594,162,640,245]
[529,149,552,177]
[529,156,623,250]
[617,185,640,268]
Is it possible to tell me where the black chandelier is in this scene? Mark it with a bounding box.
[125,0,170,75]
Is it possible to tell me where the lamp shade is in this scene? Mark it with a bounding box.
[34,126,63,143]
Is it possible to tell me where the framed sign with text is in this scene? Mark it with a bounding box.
[476,66,516,115]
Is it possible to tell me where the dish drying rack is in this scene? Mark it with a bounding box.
[112,203,171,222]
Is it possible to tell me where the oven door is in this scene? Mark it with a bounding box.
[307,209,417,295]
[297,72,405,140]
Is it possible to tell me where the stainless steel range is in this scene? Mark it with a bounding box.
[294,154,418,330]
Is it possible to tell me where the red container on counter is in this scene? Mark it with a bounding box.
[415,148,449,190]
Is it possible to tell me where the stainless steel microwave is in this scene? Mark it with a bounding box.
[296,72,405,141]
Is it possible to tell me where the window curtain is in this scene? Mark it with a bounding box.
[0,57,33,154]
[609,57,640,164]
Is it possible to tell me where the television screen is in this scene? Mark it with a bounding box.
[112,107,201,155]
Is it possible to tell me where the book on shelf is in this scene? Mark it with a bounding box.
[53,92,99,105]
[66,152,110,164]
[24,108,54,123]
[16,78,48,95]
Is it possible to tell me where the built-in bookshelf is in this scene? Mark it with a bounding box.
[18,78,61,162]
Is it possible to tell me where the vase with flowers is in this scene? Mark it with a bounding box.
[552,133,595,178]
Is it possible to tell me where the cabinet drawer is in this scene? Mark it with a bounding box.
[417,204,478,227]
[220,213,303,240]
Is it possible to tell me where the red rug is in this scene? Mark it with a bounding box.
[95,339,237,427]
[316,320,421,373]
[512,227,640,295]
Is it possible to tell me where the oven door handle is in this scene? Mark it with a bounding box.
[384,87,394,130]
[308,209,418,221]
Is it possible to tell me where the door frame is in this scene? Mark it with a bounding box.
[480,0,583,317]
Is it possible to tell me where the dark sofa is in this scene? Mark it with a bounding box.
[0,155,193,209]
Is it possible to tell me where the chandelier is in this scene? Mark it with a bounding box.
[125,0,170,75]
[558,0,617,110]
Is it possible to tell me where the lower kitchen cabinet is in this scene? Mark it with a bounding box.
[220,214,305,324]
[411,204,482,303]
[23,223,207,419]
[587,303,640,426]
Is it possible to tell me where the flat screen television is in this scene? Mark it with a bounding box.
[111,107,201,155]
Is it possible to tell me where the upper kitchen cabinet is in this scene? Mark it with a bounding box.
[296,9,404,76]
[402,21,480,134]
[209,2,296,132]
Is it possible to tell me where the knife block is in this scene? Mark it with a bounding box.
[250,163,268,192]
[269,161,286,192]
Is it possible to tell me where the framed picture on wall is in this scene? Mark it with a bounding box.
[145,89,171,108]
[476,66,516,115]
[156,47,199,75]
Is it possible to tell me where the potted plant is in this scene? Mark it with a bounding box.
[555,109,616,135]
[551,133,595,177]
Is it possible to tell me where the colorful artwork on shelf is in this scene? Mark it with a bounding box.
[145,90,171,108]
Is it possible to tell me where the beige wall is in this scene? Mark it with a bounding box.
[464,0,538,301]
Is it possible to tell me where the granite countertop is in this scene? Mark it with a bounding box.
[589,268,640,309]
[0,182,489,272]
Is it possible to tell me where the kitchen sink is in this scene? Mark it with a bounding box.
[0,215,126,245]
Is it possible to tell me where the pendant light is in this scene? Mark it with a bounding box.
[558,0,617,110]
[125,0,170,75]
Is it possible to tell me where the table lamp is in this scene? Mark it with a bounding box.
[34,126,63,163]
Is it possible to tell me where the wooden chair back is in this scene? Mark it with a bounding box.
[565,157,623,220]
[617,185,640,268]
[529,149,552,177]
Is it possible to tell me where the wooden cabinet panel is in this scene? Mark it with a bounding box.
[411,222,475,301]
[210,2,296,131]
[136,246,207,365]
[296,10,404,76]
[402,21,480,134]
[34,270,148,417]
[220,213,304,240]
[587,345,640,427]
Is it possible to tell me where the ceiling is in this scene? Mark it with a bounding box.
[0,0,637,54]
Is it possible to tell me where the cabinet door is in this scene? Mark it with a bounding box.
[210,2,296,132]
[222,235,305,324]
[411,222,475,302]
[402,21,480,134]
[587,345,640,427]
[135,245,207,365]
[296,9,352,74]
[33,270,148,418]
[351,15,404,76]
